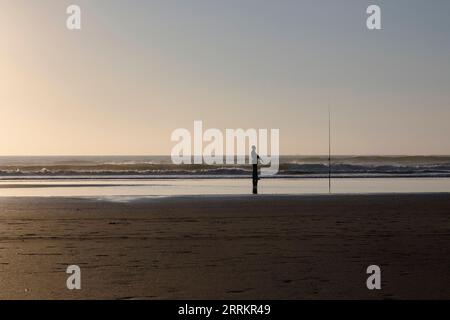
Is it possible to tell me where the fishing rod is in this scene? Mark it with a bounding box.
[328,107,331,194]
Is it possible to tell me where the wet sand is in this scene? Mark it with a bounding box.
[1,194,450,299]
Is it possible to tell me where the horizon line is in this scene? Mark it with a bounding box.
[1,154,450,157]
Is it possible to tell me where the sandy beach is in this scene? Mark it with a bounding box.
[1,193,450,300]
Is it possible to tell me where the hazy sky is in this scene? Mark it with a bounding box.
[1,0,450,155]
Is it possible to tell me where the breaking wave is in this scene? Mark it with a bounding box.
[1,156,450,179]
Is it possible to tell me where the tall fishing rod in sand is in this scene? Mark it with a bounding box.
[328,107,332,194]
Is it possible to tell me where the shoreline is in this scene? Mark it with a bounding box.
[1,177,450,197]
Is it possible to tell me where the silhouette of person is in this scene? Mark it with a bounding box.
[251,145,261,194]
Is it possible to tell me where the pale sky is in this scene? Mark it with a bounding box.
[1,0,450,155]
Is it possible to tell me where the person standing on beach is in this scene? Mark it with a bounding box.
[251,145,261,194]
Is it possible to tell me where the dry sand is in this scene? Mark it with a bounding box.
[0,194,450,299]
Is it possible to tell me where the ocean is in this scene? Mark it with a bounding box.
[1,156,450,197]
[1,155,450,179]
